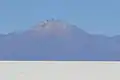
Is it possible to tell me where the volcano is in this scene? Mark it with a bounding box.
[0,19,120,61]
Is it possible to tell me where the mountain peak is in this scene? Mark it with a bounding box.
[25,19,88,37]
[27,19,76,35]
[32,19,71,31]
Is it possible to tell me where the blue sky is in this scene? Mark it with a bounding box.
[0,0,120,36]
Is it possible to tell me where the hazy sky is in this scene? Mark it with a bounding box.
[0,0,120,36]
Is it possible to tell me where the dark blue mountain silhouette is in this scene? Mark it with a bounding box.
[0,20,120,61]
